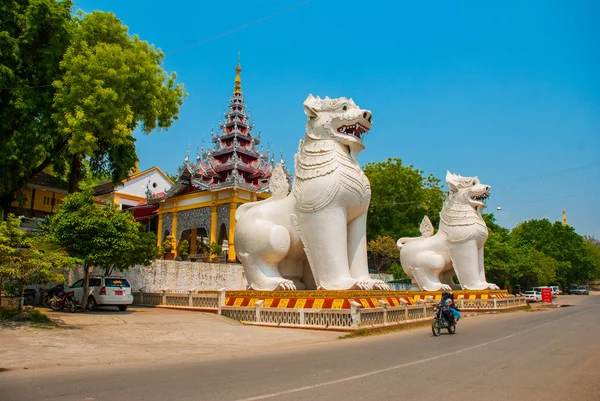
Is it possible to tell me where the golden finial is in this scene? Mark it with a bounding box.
[562,209,567,226]
[234,52,242,95]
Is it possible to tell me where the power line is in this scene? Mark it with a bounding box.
[165,0,312,55]
[498,162,600,184]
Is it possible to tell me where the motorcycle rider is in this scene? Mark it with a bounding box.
[441,292,460,324]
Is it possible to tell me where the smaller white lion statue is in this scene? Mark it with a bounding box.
[396,171,499,291]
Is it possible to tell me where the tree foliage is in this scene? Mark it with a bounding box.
[481,214,596,290]
[0,215,74,308]
[53,11,186,191]
[0,3,186,212]
[0,0,73,211]
[367,235,399,273]
[363,158,444,240]
[511,219,594,286]
[48,192,157,303]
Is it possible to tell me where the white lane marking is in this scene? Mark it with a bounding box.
[238,310,584,401]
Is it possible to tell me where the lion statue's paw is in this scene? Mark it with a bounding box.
[273,279,297,291]
[351,280,370,290]
[487,283,500,290]
[440,284,453,291]
[364,280,390,290]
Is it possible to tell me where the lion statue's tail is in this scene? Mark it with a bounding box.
[235,163,290,221]
[397,216,435,249]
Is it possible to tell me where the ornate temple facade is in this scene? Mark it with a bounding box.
[153,59,286,262]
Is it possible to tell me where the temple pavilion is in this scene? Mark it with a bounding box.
[153,58,287,262]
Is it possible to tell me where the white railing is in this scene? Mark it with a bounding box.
[132,289,220,310]
[457,296,526,310]
[220,300,439,330]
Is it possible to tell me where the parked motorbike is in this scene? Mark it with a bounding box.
[23,288,36,306]
[42,284,64,308]
[432,302,456,336]
[49,287,77,313]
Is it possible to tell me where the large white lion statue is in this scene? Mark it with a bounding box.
[234,95,389,291]
[396,172,499,291]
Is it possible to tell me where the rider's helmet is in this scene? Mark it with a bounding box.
[445,298,453,306]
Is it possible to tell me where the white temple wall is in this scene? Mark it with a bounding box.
[125,261,247,292]
[56,262,391,293]
[58,261,247,292]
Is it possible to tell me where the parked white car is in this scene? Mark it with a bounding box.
[68,276,133,311]
[524,290,542,303]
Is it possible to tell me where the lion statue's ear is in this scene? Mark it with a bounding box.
[446,170,459,193]
[303,94,318,119]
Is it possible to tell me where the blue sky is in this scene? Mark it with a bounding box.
[73,0,600,238]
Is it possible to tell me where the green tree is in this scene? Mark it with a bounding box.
[0,0,74,214]
[363,158,444,240]
[481,213,514,289]
[583,240,600,280]
[53,11,186,192]
[0,215,74,310]
[510,219,593,287]
[48,192,157,305]
[0,5,186,214]
[367,235,399,273]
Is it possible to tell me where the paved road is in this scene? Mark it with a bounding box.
[1,295,598,401]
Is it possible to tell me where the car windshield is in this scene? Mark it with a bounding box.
[105,279,130,288]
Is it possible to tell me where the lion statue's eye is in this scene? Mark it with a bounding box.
[472,181,476,186]
[342,105,348,111]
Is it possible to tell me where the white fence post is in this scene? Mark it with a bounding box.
[379,299,388,325]
[492,294,497,309]
[349,300,362,329]
[299,309,305,326]
[139,288,144,305]
[188,289,195,307]
[255,300,264,323]
[399,299,409,321]
[161,289,168,305]
[217,287,226,315]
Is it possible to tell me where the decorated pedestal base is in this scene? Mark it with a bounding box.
[224,289,512,309]
[220,289,525,331]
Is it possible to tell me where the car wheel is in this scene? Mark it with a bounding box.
[87,296,98,311]
[118,305,128,311]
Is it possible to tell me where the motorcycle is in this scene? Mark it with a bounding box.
[49,287,77,313]
[42,284,64,308]
[23,288,36,306]
[432,302,456,336]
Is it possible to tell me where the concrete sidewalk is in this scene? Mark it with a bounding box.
[0,306,340,371]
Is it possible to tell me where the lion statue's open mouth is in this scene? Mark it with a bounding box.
[336,122,370,140]
[471,192,489,203]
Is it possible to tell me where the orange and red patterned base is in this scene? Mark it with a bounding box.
[224,289,510,310]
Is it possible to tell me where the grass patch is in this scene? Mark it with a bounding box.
[0,308,20,321]
[339,321,432,339]
[26,309,52,323]
[0,308,53,324]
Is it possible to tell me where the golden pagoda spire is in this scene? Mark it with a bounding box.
[562,209,567,226]
[234,52,242,95]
